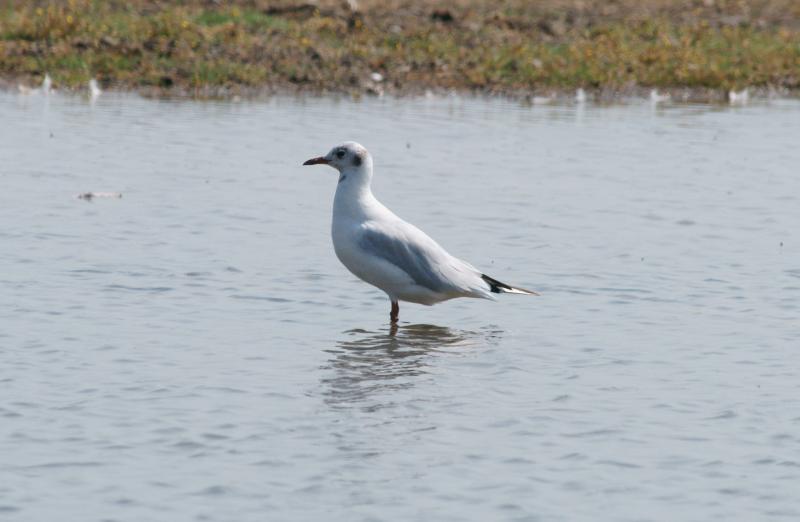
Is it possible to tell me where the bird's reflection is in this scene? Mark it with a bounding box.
[322,323,500,409]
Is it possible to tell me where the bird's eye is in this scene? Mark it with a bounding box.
[336,149,345,159]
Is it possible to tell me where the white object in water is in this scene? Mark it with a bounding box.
[729,88,749,105]
[649,89,670,104]
[18,73,53,95]
[575,88,587,104]
[302,142,538,322]
[89,79,102,100]
[531,93,555,105]
[370,72,384,83]
[42,73,52,94]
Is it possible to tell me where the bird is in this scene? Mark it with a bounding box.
[18,73,53,96]
[88,78,102,100]
[42,73,52,94]
[303,142,537,323]
[525,93,554,105]
[728,88,749,105]
[649,89,670,104]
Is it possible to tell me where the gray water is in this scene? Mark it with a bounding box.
[1,90,799,521]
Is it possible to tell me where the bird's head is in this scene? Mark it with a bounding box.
[303,142,372,183]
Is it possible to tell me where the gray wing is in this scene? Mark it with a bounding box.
[358,224,463,294]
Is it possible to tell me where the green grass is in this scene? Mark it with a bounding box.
[1,0,798,96]
[195,9,287,30]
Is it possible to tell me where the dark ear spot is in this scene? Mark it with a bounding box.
[352,154,362,167]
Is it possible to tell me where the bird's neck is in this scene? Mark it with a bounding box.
[333,166,381,220]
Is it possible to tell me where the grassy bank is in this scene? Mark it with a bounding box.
[1,0,799,98]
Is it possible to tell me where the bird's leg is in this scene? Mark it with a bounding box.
[390,300,399,324]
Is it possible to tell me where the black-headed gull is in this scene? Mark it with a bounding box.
[303,142,537,323]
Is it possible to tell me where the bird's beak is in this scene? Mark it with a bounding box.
[303,156,329,166]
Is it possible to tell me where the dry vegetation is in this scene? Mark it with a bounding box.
[1,0,799,97]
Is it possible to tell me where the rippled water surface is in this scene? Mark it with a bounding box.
[1,91,799,521]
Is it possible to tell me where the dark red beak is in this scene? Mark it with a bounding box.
[303,156,329,166]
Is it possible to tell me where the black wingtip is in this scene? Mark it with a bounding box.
[482,274,539,295]
[482,274,512,293]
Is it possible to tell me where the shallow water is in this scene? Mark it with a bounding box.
[1,90,799,521]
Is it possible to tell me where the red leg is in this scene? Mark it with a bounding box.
[390,300,399,323]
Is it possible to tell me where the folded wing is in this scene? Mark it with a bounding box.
[358,221,482,297]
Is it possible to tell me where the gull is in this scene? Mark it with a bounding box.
[88,79,102,100]
[303,142,537,323]
[649,89,670,104]
[18,73,53,96]
[728,88,749,105]
[575,88,587,104]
